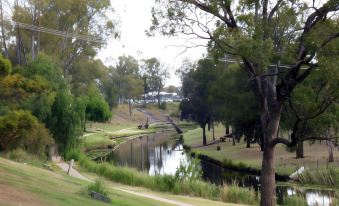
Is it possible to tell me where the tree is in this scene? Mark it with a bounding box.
[180,58,220,145]
[9,0,118,69]
[101,66,119,111]
[210,64,260,148]
[142,58,169,108]
[121,75,144,117]
[150,1,339,205]
[85,85,111,124]
[114,55,141,104]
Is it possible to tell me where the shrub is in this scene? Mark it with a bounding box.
[283,195,307,206]
[159,102,166,110]
[220,183,257,205]
[0,110,54,156]
[175,157,202,182]
[0,55,12,76]
[87,179,108,196]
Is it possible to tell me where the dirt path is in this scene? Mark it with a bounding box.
[136,108,160,123]
[57,162,194,206]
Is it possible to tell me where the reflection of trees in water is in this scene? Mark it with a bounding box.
[107,131,336,205]
[108,132,180,174]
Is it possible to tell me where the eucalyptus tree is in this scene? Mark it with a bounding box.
[142,57,169,108]
[9,0,118,71]
[180,58,220,145]
[150,1,339,205]
[115,55,140,104]
[210,63,261,148]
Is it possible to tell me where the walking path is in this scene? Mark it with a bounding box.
[57,162,194,206]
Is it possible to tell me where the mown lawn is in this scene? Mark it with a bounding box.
[0,158,175,206]
[183,125,339,175]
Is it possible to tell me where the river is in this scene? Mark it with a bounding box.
[104,130,338,206]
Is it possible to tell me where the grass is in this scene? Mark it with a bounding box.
[0,157,174,206]
[87,179,108,196]
[283,195,307,206]
[182,124,339,176]
[70,151,258,205]
[220,183,258,205]
[296,168,337,187]
[83,124,160,151]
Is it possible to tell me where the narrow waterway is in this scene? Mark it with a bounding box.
[104,131,338,206]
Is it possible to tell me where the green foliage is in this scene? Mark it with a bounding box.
[220,183,257,205]
[87,179,108,196]
[175,157,202,182]
[19,54,65,91]
[47,89,86,155]
[86,85,111,123]
[0,55,12,76]
[283,195,307,206]
[0,110,54,156]
[159,102,167,110]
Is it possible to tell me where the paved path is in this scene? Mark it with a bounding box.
[57,162,194,206]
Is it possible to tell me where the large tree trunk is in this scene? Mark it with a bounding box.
[259,104,282,206]
[260,145,276,206]
[296,141,304,159]
[202,124,207,146]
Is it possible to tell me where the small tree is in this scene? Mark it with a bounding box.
[85,85,111,124]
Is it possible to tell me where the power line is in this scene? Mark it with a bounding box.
[206,57,291,69]
[1,19,105,43]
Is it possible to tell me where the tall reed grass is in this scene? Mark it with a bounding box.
[297,168,336,186]
[220,183,258,205]
[68,151,259,205]
[283,195,307,206]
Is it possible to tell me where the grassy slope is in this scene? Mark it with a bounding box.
[0,158,177,206]
[83,105,153,150]
[0,157,242,206]
[183,125,339,175]
[83,103,182,150]
[78,167,242,206]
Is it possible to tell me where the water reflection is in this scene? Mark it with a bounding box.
[107,131,189,175]
[106,131,338,206]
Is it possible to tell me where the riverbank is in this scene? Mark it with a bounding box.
[0,157,183,206]
[182,125,339,184]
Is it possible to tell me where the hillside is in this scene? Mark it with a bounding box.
[0,158,173,206]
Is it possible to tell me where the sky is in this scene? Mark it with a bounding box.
[97,0,208,87]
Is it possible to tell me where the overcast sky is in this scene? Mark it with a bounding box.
[97,0,207,87]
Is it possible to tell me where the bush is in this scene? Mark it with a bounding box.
[0,55,12,76]
[220,183,257,205]
[0,110,54,156]
[283,195,307,206]
[159,102,166,110]
[87,179,108,196]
